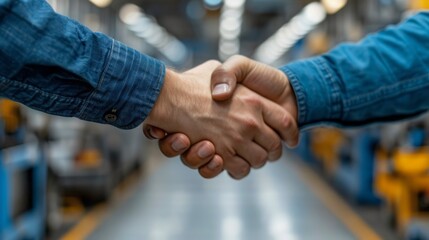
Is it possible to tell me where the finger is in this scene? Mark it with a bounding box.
[211,55,254,101]
[224,155,251,180]
[180,141,216,169]
[213,55,290,102]
[288,136,300,148]
[231,56,288,101]
[211,68,237,101]
[260,97,300,147]
[198,155,224,179]
[253,124,283,161]
[142,124,166,139]
[268,148,283,162]
[236,141,268,169]
[158,133,191,157]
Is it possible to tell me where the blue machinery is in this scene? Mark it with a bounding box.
[0,143,46,240]
[407,220,429,240]
[295,129,381,204]
[334,130,381,204]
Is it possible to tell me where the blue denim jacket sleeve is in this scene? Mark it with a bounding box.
[280,12,429,129]
[0,0,165,129]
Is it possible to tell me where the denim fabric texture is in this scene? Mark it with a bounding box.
[1,1,428,130]
[281,12,429,129]
[0,0,165,129]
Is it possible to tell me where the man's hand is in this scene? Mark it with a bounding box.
[144,56,299,179]
[210,55,298,133]
[143,60,295,179]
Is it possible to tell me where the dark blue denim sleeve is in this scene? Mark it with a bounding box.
[0,0,165,129]
[281,12,429,129]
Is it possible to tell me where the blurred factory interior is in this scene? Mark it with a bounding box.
[1,0,429,239]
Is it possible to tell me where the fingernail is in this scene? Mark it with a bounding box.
[197,146,212,158]
[207,160,219,170]
[212,83,230,95]
[147,127,156,139]
[172,139,187,152]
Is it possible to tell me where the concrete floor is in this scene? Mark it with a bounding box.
[87,152,358,240]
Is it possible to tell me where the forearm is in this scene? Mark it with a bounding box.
[0,0,165,129]
[281,12,429,129]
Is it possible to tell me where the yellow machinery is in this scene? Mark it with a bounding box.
[310,128,344,174]
[0,99,22,135]
[74,149,103,168]
[410,0,429,10]
[375,146,429,232]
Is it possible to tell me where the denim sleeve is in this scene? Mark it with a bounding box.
[280,12,429,129]
[0,0,165,129]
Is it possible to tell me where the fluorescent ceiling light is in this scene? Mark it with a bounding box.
[89,0,112,8]
[321,0,348,14]
[119,4,142,25]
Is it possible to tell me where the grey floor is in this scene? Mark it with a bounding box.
[88,153,355,240]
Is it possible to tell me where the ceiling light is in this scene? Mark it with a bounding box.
[119,4,142,25]
[303,2,327,24]
[224,0,245,8]
[204,0,223,10]
[321,0,348,14]
[253,2,327,65]
[88,0,112,8]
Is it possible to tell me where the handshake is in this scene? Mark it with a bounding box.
[143,55,299,180]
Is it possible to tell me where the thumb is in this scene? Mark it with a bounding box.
[211,55,254,101]
[211,67,237,101]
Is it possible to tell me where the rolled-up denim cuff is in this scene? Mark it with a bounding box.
[78,39,165,129]
[280,57,342,129]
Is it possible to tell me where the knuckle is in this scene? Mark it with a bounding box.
[242,117,259,131]
[212,67,226,77]
[243,95,262,107]
[230,133,245,145]
[227,161,250,180]
[237,163,251,178]
[221,145,236,159]
[253,153,268,169]
[269,139,282,152]
[268,153,281,162]
[229,55,246,62]
[207,59,221,66]
[280,114,293,129]
[268,147,282,161]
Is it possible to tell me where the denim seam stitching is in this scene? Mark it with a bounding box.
[77,38,115,120]
[0,76,82,104]
[122,55,165,129]
[281,67,307,125]
[317,58,342,121]
[345,73,429,110]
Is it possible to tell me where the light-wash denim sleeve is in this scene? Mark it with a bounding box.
[281,12,429,129]
[0,0,165,129]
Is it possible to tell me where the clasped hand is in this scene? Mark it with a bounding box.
[143,56,299,179]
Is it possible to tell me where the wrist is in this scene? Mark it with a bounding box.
[145,68,211,134]
[280,57,340,128]
[282,74,298,122]
[146,68,179,128]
